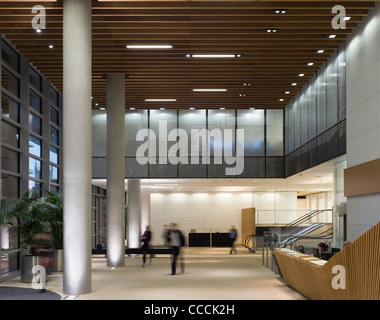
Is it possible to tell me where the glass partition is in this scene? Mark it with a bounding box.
[237,109,264,156]
[94,108,286,178]
[266,110,283,156]
[125,109,148,157]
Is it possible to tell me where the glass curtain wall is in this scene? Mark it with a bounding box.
[0,37,62,281]
[1,39,21,279]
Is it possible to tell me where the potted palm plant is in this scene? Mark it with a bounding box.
[0,191,64,281]
[41,192,63,271]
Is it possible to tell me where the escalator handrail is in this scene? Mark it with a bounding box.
[282,210,322,229]
[281,209,332,234]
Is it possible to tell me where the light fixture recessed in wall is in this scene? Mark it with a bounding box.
[145,99,177,102]
[186,54,242,58]
[126,45,173,49]
[192,89,227,92]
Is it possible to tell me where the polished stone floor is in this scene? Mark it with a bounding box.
[0,246,306,300]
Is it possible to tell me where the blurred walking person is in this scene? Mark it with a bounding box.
[166,222,185,275]
[141,225,152,267]
[229,225,238,254]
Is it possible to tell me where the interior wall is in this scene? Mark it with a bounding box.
[345,2,380,240]
[305,192,333,223]
[149,191,297,246]
[297,197,307,219]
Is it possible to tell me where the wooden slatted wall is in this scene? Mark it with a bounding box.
[274,221,380,300]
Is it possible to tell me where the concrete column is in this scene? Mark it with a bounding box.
[141,188,151,233]
[106,74,126,268]
[62,0,92,295]
[333,160,347,248]
[127,179,141,248]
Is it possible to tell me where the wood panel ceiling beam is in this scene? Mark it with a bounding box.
[0,0,373,110]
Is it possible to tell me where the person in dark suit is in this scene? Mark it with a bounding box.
[141,225,152,267]
[167,222,185,275]
[317,242,331,261]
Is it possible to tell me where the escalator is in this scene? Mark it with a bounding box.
[242,209,333,252]
[278,209,333,248]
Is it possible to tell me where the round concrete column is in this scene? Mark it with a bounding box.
[140,188,151,234]
[62,0,92,295]
[127,179,141,248]
[106,74,126,268]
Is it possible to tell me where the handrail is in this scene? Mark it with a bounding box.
[282,209,331,233]
[256,210,308,225]
[282,210,320,229]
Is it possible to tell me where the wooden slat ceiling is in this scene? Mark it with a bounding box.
[0,0,376,110]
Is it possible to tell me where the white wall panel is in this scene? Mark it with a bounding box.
[149,191,293,245]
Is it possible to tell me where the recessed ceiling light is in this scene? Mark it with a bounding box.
[266,29,279,33]
[291,83,297,86]
[250,107,255,110]
[278,98,284,102]
[186,54,241,58]
[95,103,99,106]
[274,9,287,14]
[36,29,42,33]
[285,91,290,94]
[130,107,135,110]
[327,34,337,39]
[192,89,227,92]
[160,108,165,110]
[220,108,225,110]
[145,99,177,102]
[306,62,314,66]
[126,45,173,49]
[298,73,305,77]
[316,49,325,54]
[343,16,352,21]
[239,93,246,97]
[48,45,54,49]
[189,107,195,110]
[243,83,252,86]
[100,107,105,110]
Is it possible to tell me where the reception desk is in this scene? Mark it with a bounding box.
[274,221,380,300]
[188,232,231,247]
